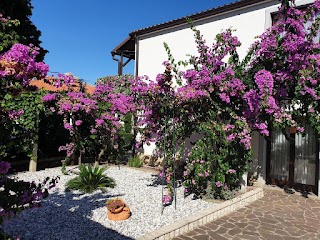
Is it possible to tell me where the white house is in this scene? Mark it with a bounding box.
[112,0,320,196]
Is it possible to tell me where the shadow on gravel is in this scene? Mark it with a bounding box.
[147,174,183,189]
[146,174,165,187]
[1,191,133,240]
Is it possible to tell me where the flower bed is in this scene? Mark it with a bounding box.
[1,166,214,239]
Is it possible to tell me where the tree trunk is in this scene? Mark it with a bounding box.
[95,145,108,167]
[29,114,39,172]
[132,113,137,158]
[78,150,82,166]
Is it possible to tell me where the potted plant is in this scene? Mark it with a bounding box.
[106,198,131,221]
[106,198,125,214]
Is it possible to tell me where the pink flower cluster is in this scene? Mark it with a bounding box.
[0,44,49,86]
[244,0,320,133]
[42,74,136,160]
[7,109,24,120]
[162,194,172,205]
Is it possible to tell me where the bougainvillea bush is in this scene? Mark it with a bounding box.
[0,16,58,226]
[133,28,252,200]
[42,76,98,172]
[91,75,135,164]
[0,22,49,160]
[133,0,320,201]
[42,74,135,170]
[242,0,320,136]
[96,74,135,156]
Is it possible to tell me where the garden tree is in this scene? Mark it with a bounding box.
[42,75,135,170]
[0,40,49,172]
[0,16,57,227]
[0,11,47,172]
[0,0,47,61]
[133,0,320,202]
[42,75,97,171]
[92,76,135,166]
[3,75,92,172]
[96,74,135,158]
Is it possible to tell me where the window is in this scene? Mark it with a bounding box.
[271,4,320,42]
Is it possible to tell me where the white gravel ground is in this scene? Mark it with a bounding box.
[1,166,214,240]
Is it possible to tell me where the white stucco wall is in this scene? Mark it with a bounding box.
[137,1,274,80]
[136,0,312,80]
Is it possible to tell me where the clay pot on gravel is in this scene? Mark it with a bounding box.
[106,198,131,221]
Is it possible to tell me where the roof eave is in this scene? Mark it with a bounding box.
[129,0,274,37]
[111,35,136,59]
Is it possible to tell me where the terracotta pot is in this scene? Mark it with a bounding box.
[106,198,125,213]
[107,206,131,221]
[109,203,124,214]
[111,205,124,214]
[106,198,131,221]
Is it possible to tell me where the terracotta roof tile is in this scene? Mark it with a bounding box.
[30,78,95,95]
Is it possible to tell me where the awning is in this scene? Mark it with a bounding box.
[111,36,135,60]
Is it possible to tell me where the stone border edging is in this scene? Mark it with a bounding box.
[137,188,264,240]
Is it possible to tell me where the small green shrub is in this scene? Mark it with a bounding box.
[210,185,238,200]
[65,164,115,193]
[128,156,143,168]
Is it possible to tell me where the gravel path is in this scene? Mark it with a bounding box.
[1,166,214,240]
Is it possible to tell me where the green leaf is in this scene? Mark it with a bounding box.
[4,94,12,100]
[89,134,97,139]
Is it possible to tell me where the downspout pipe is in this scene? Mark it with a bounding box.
[132,34,139,158]
[133,35,139,78]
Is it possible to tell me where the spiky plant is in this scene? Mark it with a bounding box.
[65,164,115,193]
[128,156,143,168]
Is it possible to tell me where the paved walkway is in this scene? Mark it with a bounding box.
[173,189,320,240]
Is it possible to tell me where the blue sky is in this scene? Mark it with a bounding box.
[31,0,234,85]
